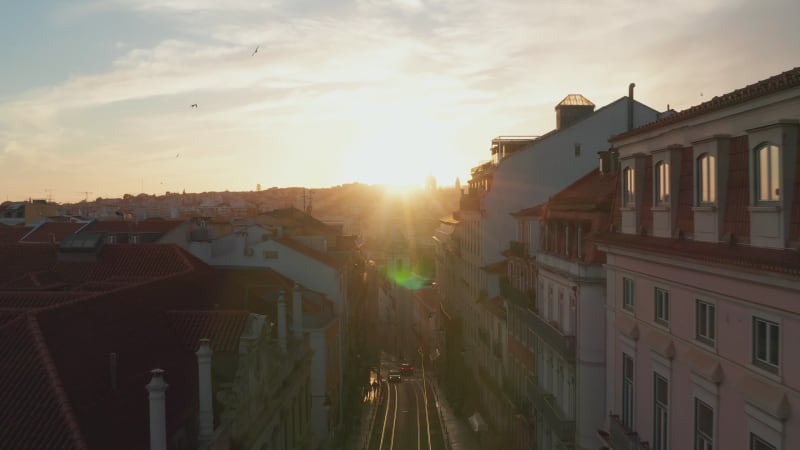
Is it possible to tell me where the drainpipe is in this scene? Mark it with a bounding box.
[278,290,288,352]
[197,339,214,444]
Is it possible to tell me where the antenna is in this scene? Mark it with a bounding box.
[75,191,93,202]
[44,189,53,203]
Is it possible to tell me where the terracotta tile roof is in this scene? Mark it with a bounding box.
[0,314,88,449]
[593,232,800,277]
[546,168,617,211]
[166,310,250,353]
[81,218,185,235]
[33,281,201,450]
[485,295,506,319]
[510,204,545,217]
[0,224,33,243]
[611,67,800,141]
[0,291,86,310]
[0,244,58,285]
[21,222,85,243]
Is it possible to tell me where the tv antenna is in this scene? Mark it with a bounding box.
[76,191,93,202]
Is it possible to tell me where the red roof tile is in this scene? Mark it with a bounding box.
[82,219,185,235]
[511,204,546,217]
[546,169,617,211]
[0,224,33,243]
[21,222,85,243]
[611,67,800,141]
[166,310,250,353]
[0,314,88,449]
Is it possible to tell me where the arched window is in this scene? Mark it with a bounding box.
[696,153,716,205]
[755,144,780,203]
[622,167,635,206]
[654,161,670,205]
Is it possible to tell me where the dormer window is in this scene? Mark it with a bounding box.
[623,166,635,207]
[755,143,780,204]
[696,153,717,205]
[654,161,670,206]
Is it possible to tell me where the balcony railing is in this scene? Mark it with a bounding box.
[530,378,575,444]
[529,310,576,360]
[603,414,650,450]
[500,280,534,308]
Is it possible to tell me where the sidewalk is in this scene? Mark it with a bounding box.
[429,378,480,450]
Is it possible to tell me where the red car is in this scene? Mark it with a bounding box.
[400,363,415,375]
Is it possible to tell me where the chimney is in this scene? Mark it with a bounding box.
[278,290,288,352]
[196,339,214,444]
[628,83,636,131]
[292,284,303,339]
[146,369,168,450]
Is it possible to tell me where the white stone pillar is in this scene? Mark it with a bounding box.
[146,368,168,450]
[278,290,287,352]
[196,339,214,443]
[292,284,303,339]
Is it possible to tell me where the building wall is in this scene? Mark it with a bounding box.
[481,100,659,264]
[605,251,799,450]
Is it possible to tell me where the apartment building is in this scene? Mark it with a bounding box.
[596,67,800,450]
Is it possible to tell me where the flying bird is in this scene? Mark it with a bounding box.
[176,153,180,158]
[252,45,259,56]
[190,104,198,108]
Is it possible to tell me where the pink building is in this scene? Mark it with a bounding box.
[596,68,800,450]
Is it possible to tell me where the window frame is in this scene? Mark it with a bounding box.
[694,398,714,450]
[696,153,717,205]
[654,160,671,206]
[622,277,635,311]
[654,287,670,326]
[623,166,636,207]
[622,352,635,429]
[754,143,781,204]
[752,316,780,372]
[750,433,777,450]
[696,300,716,346]
[653,373,669,450]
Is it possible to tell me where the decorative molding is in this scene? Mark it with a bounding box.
[643,328,675,359]
[685,347,724,384]
[735,374,791,421]
[615,314,639,341]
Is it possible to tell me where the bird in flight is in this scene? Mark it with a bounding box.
[176,153,180,158]
[252,45,259,56]
[190,104,198,108]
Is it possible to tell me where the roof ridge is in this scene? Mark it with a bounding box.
[25,313,89,449]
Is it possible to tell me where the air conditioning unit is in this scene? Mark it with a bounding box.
[244,247,254,256]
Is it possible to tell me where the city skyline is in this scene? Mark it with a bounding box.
[1,0,799,203]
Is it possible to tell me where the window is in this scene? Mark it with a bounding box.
[622,277,635,311]
[694,399,713,450]
[750,433,777,450]
[655,161,671,205]
[755,144,780,203]
[622,353,635,429]
[696,300,716,345]
[697,153,717,205]
[655,288,670,325]
[263,250,279,259]
[574,143,581,157]
[752,317,780,371]
[623,167,635,206]
[653,374,669,450]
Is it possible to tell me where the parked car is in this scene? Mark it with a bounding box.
[400,363,415,375]
[388,369,402,383]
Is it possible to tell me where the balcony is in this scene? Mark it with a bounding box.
[530,378,575,444]
[508,240,528,258]
[499,279,534,308]
[598,414,650,450]
[526,311,575,361]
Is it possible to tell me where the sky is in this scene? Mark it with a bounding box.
[1,0,798,203]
